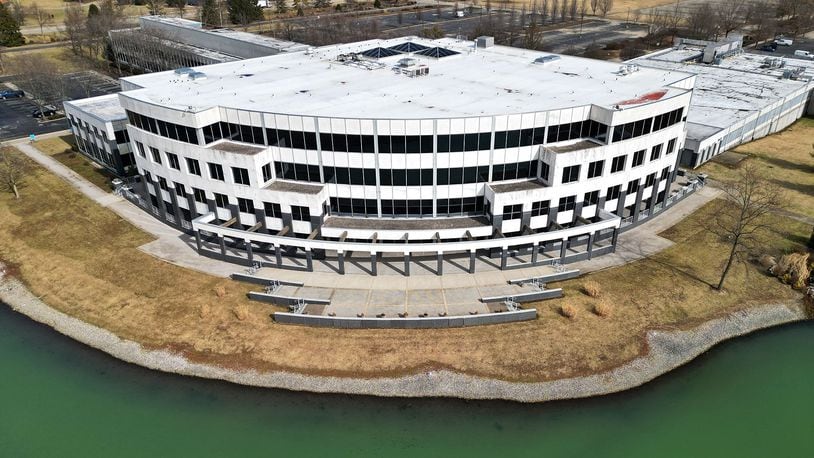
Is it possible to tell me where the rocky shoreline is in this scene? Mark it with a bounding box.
[1,274,808,402]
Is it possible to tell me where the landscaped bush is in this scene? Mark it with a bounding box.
[593,301,613,317]
[758,254,777,270]
[581,280,602,298]
[560,304,577,319]
[772,252,811,289]
[233,305,249,321]
[213,285,227,298]
[199,303,211,319]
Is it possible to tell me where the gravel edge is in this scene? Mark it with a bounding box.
[1,274,808,402]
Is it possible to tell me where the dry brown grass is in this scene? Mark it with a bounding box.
[0,144,809,383]
[699,118,814,219]
[233,305,250,321]
[560,304,578,319]
[593,301,613,318]
[581,280,602,298]
[199,304,211,319]
[773,253,811,290]
[35,135,114,190]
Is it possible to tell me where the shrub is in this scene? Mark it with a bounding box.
[233,305,249,321]
[758,254,777,271]
[581,280,602,298]
[213,285,227,298]
[773,252,811,289]
[560,304,577,319]
[593,301,613,317]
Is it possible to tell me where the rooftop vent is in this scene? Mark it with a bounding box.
[397,57,418,67]
[617,64,639,75]
[174,67,194,75]
[188,71,207,80]
[360,47,403,59]
[534,55,561,65]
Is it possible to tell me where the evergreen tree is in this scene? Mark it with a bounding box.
[88,4,101,17]
[201,0,223,27]
[229,0,264,24]
[275,0,288,14]
[0,3,24,47]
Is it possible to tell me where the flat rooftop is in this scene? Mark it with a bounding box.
[206,140,265,155]
[633,47,814,132]
[120,37,694,119]
[265,180,324,194]
[490,180,546,193]
[322,215,490,231]
[63,93,126,122]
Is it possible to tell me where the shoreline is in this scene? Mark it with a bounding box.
[1,274,809,402]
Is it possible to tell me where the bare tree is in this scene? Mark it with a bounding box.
[704,163,787,290]
[63,4,87,55]
[685,3,718,40]
[524,16,544,50]
[540,0,548,22]
[569,0,577,21]
[145,0,165,16]
[9,0,25,26]
[590,0,598,15]
[550,0,558,23]
[28,2,53,35]
[6,55,66,116]
[0,147,30,200]
[714,0,746,37]
[747,1,777,45]
[597,0,612,18]
[559,0,568,22]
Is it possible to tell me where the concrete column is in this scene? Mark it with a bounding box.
[595,196,607,218]
[547,204,559,228]
[305,249,313,272]
[186,193,198,220]
[587,232,595,259]
[649,176,662,215]
[611,228,619,253]
[194,230,202,252]
[573,201,584,223]
[169,188,183,228]
[371,252,378,276]
[245,239,253,263]
[632,185,645,223]
[219,235,227,256]
[274,244,283,266]
[531,242,539,264]
[500,247,508,270]
[615,190,628,218]
[337,251,345,275]
[436,252,443,276]
[559,237,568,260]
[469,250,476,274]
[152,179,168,220]
[404,253,410,276]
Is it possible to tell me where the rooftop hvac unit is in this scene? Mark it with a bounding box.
[476,36,495,48]
[398,57,418,68]
[617,64,639,75]
[174,67,194,75]
[188,71,207,80]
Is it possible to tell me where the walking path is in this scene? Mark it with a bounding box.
[12,136,723,312]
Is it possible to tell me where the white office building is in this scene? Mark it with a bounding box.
[88,37,705,275]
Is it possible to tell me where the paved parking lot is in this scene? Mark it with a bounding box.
[0,70,119,142]
[750,36,814,62]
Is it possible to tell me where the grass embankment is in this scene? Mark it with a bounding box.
[0,118,810,382]
[35,135,114,190]
[699,117,814,219]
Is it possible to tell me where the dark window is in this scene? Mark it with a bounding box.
[150,147,161,164]
[557,195,576,212]
[562,165,580,184]
[291,205,310,222]
[632,150,646,167]
[174,182,186,197]
[627,179,640,195]
[262,163,272,182]
[666,138,677,154]
[645,173,656,188]
[166,152,180,170]
[208,163,224,181]
[264,202,281,218]
[531,200,550,217]
[607,185,621,201]
[237,198,254,213]
[128,111,198,145]
[502,204,523,220]
[611,155,626,173]
[186,158,201,176]
[214,193,228,208]
[661,167,671,180]
[232,167,250,186]
[587,160,604,179]
[114,130,129,144]
[584,190,599,206]
[193,187,206,204]
[650,144,662,161]
[136,142,146,158]
[540,161,550,181]
[157,176,169,192]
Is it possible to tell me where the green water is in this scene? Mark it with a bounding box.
[0,304,812,457]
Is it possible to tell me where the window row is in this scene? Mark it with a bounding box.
[329,196,485,217]
[611,108,684,143]
[126,111,198,145]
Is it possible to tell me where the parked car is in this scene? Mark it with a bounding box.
[793,50,813,58]
[32,106,57,118]
[774,38,793,46]
[760,44,777,52]
[0,89,25,99]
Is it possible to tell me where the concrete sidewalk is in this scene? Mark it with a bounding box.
[12,136,722,293]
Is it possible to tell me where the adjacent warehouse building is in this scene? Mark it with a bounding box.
[105,36,701,273]
[633,37,814,168]
[108,16,308,73]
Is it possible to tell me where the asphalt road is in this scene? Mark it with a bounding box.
[0,96,68,141]
[749,37,814,62]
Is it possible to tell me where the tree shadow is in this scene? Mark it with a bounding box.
[760,155,814,174]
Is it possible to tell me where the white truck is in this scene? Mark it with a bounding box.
[793,50,812,59]
[774,37,793,46]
